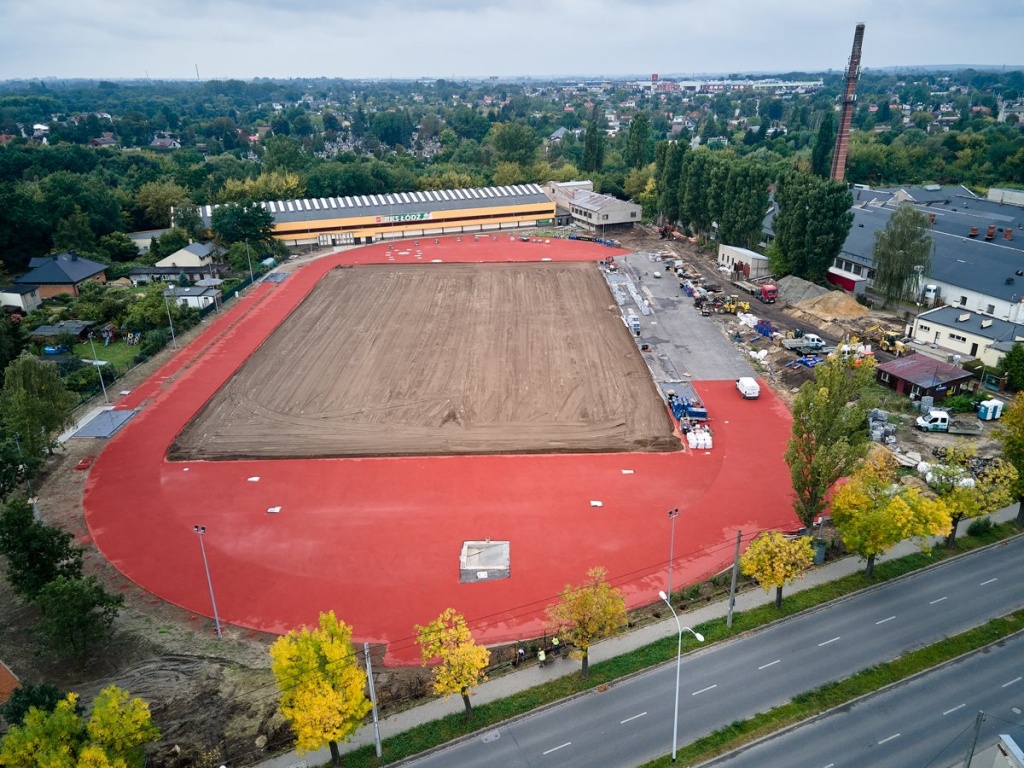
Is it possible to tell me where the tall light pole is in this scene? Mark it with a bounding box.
[667,508,679,600]
[193,525,223,638]
[87,333,109,404]
[163,290,178,349]
[244,239,255,285]
[659,590,704,763]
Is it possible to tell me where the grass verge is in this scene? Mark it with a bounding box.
[640,610,1024,767]
[335,522,1020,768]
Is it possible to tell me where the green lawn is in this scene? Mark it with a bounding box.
[72,340,137,368]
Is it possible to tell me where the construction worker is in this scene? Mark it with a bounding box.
[551,636,560,657]
[537,648,546,667]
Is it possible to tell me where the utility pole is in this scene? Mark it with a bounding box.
[726,530,742,628]
[364,643,383,759]
[962,710,985,768]
[666,508,679,600]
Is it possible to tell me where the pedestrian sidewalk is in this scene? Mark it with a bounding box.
[257,506,1021,768]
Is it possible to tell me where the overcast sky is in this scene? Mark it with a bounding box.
[3,0,1022,81]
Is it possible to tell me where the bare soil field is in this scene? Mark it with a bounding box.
[171,262,677,460]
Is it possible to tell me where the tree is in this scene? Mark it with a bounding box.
[414,608,490,720]
[582,121,605,173]
[546,566,626,678]
[810,111,837,178]
[0,354,78,459]
[34,575,123,657]
[269,611,371,766]
[771,172,853,282]
[172,204,206,241]
[53,208,97,253]
[924,446,1016,548]
[739,531,813,608]
[0,683,67,727]
[830,450,951,576]
[0,497,83,601]
[0,693,84,767]
[122,283,182,334]
[785,355,876,530]
[210,200,275,247]
[998,343,1024,392]
[135,180,189,228]
[994,392,1024,526]
[871,203,932,307]
[147,228,190,262]
[489,121,540,167]
[86,686,160,766]
[625,112,651,170]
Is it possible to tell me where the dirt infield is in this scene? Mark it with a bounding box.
[171,262,677,459]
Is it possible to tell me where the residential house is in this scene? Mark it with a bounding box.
[29,320,96,344]
[127,228,170,254]
[14,252,107,298]
[150,137,181,149]
[0,284,42,313]
[874,352,974,401]
[910,306,1024,368]
[127,265,221,286]
[166,285,221,311]
[155,242,220,269]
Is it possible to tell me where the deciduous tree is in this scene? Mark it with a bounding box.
[739,531,813,608]
[86,686,159,765]
[924,446,1016,547]
[998,343,1024,392]
[785,355,876,530]
[625,112,650,170]
[414,608,490,720]
[582,121,604,173]
[0,683,67,728]
[0,354,78,459]
[994,392,1024,526]
[547,566,626,678]
[830,450,950,576]
[34,575,123,657]
[810,110,837,178]
[489,120,540,167]
[269,611,371,766]
[871,203,932,308]
[0,497,83,601]
[210,200,275,246]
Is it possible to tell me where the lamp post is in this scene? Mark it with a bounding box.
[244,239,255,285]
[659,590,704,762]
[667,508,679,600]
[163,290,178,349]
[193,525,223,638]
[87,333,109,404]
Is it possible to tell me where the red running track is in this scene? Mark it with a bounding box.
[84,236,798,664]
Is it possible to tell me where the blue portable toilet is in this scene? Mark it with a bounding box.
[978,400,1004,421]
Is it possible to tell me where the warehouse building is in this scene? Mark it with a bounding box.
[197,184,556,248]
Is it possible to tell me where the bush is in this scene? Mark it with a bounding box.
[967,518,993,537]
[139,329,168,357]
[942,393,979,414]
[62,365,99,393]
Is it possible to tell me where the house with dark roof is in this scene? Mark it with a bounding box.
[0,284,42,313]
[910,306,1024,368]
[14,252,107,298]
[127,264,221,286]
[154,242,222,269]
[875,352,974,401]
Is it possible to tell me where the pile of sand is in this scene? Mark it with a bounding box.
[776,275,829,305]
[796,290,870,321]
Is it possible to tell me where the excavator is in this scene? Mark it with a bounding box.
[865,324,910,356]
[716,294,751,315]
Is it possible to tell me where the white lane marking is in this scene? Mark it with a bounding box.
[692,684,718,696]
[876,616,896,625]
[818,636,840,647]
[1002,677,1022,688]
[878,733,901,745]
[543,742,571,755]
[758,659,781,670]
[930,596,947,604]
[823,764,835,768]
[620,712,647,724]
[621,469,634,475]
[980,577,998,586]
[943,704,966,715]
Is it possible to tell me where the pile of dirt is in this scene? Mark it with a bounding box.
[776,275,829,306]
[795,290,870,322]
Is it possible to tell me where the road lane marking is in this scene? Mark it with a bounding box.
[823,764,835,768]
[543,742,571,755]
[758,659,781,670]
[692,684,718,696]
[943,704,966,715]
[929,596,947,604]
[876,616,896,625]
[620,712,647,724]
[980,577,998,586]
[818,636,840,647]
[878,733,901,745]
[1002,677,1022,688]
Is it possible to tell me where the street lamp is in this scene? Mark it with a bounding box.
[244,239,255,285]
[193,525,223,638]
[659,590,704,763]
[87,333,109,404]
[163,290,178,349]
[667,508,679,600]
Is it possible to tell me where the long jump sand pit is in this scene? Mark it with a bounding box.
[170,261,677,459]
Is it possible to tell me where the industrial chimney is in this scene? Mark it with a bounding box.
[830,23,865,183]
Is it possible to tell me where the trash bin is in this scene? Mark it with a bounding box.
[813,539,827,565]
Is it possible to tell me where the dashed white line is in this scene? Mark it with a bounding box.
[929,596,947,604]
[620,712,647,724]
[878,733,901,745]
[822,764,835,768]
[943,704,966,715]
[758,659,781,670]
[1002,677,1022,688]
[980,577,998,586]
[876,616,896,625]
[818,636,840,647]
[692,684,718,696]
[543,742,571,755]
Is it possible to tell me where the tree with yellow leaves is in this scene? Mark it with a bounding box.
[740,531,814,609]
[269,611,371,767]
[924,445,1017,548]
[414,608,491,720]
[547,566,627,678]
[993,392,1024,528]
[831,450,951,577]
[0,687,157,768]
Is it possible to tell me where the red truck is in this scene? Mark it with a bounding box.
[734,280,778,304]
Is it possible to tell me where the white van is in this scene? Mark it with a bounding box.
[736,377,760,399]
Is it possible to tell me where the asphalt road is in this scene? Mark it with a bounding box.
[704,630,1024,768]
[404,536,1024,768]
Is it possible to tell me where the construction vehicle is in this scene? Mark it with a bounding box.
[736,377,760,399]
[733,280,778,304]
[659,224,675,239]
[865,324,910,356]
[716,294,751,315]
[781,332,828,354]
[916,410,984,435]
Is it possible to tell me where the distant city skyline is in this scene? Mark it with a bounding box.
[3,0,1022,81]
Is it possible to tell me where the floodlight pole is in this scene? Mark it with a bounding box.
[88,333,109,404]
[193,525,222,638]
[163,291,178,349]
[244,239,255,285]
[667,508,679,600]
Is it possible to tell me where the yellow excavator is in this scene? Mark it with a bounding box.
[717,295,751,315]
[865,324,910,356]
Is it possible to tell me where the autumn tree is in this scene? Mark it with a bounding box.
[785,355,876,530]
[547,566,627,678]
[740,531,814,609]
[269,611,371,766]
[924,446,1016,548]
[414,608,490,720]
[872,203,932,308]
[85,686,160,765]
[831,450,951,576]
[0,353,78,459]
[994,392,1024,527]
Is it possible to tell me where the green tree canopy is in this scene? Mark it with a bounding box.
[210,200,275,246]
[0,353,78,459]
[488,120,540,167]
[625,112,651,170]
[0,497,83,601]
[34,575,124,657]
[871,203,932,307]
